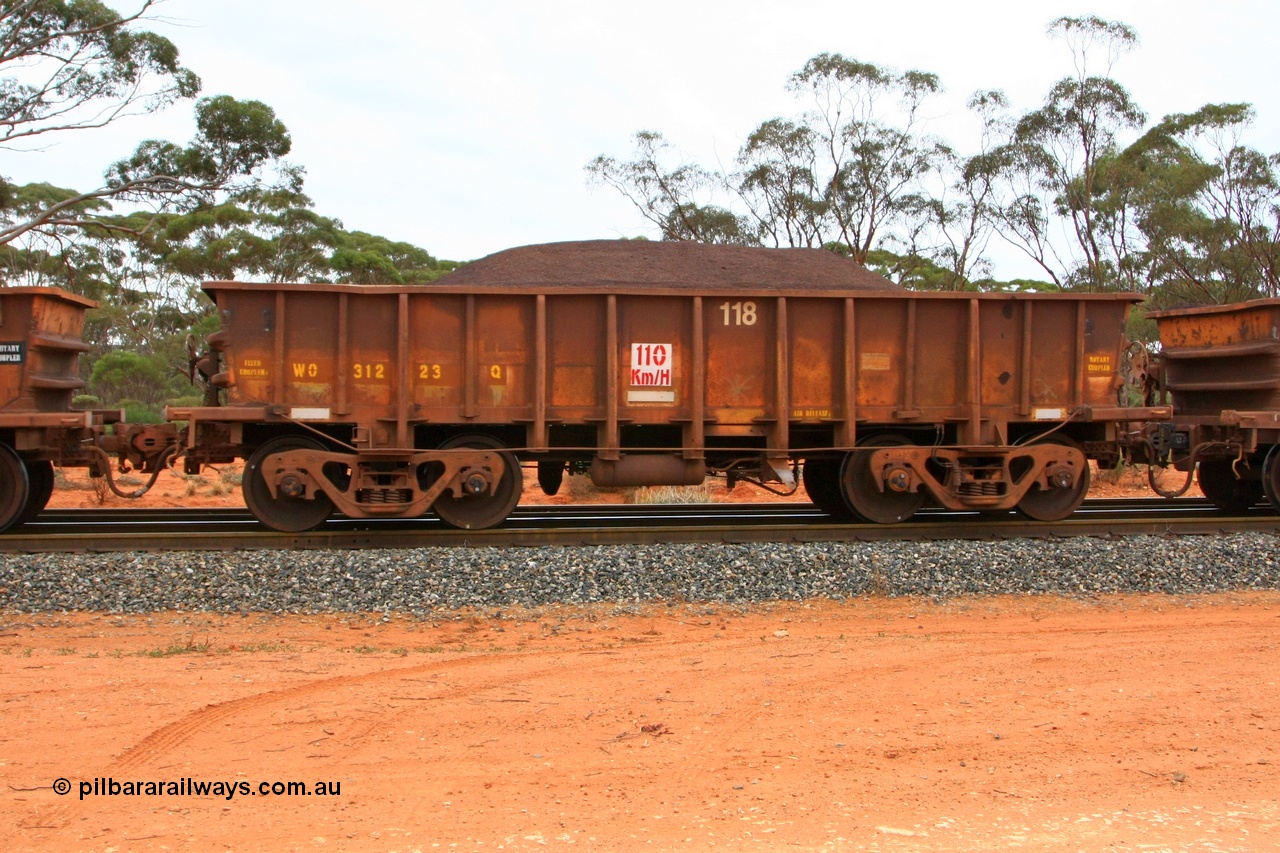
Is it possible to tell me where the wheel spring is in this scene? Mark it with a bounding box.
[356,488,413,504]
[959,480,1005,497]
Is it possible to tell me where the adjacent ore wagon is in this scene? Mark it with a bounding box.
[173,241,1167,531]
[1146,298,1280,511]
[0,287,170,531]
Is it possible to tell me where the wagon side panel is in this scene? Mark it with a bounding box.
[787,297,841,425]
[546,295,604,419]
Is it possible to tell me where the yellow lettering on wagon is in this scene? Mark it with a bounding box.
[292,362,319,378]
[238,357,268,378]
[1086,354,1113,375]
[353,363,387,380]
[417,363,448,383]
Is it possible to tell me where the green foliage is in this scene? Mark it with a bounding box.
[0,3,294,246]
[1124,303,1159,345]
[119,399,163,424]
[0,1,199,150]
[865,249,960,290]
[972,277,1061,293]
[89,351,168,405]
[330,230,445,283]
[0,5,456,412]
[586,130,754,244]
[864,248,1056,292]
[1106,104,1280,304]
[72,394,103,410]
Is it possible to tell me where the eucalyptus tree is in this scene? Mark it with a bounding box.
[0,1,292,246]
[0,0,197,149]
[589,55,950,263]
[330,229,452,284]
[778,53,949,264]
[586,130,754,244]
[734,117,827,247]
[1114,103,1280,303]
[923,90,1012,290]
[989,15,1146,290]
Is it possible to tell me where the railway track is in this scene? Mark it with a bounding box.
[1,498,1276,553]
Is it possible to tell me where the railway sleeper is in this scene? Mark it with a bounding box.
[860,443,1089,519]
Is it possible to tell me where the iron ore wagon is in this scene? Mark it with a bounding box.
[0,287,169,531]
[171,241,1168,531]
[1146,298,1280,511]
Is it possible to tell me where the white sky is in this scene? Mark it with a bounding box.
[5,0,1279,279]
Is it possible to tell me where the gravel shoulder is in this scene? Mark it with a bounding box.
[3,592,1279,851]
[3,535,1277,613]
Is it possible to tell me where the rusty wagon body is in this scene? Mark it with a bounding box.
[170,242,1168,531]
[0,287,171,530]
[1147,298,1280,511]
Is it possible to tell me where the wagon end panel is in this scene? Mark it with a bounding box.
[214,287,280,409]
[0,288,94,415]
[1081,298,1132,408]
[1151,298,1280,417]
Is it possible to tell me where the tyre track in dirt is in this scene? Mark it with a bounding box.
[110,653,565,771]
[109,611,1238,773]
[108,630,752,771]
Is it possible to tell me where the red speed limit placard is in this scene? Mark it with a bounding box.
[629,343,672,387]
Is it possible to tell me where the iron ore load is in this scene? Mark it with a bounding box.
[168,240,1168,531]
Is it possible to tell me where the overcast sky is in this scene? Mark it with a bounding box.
[6,1,1279,278]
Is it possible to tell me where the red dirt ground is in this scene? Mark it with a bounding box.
[1,594,1277,851]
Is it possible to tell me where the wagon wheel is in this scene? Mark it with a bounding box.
[431,435,522,530]
[1197,457,1263,514]
[1265,447,1280,513]
[16,460,54,526]
[802,458,853,520]
[1016,436,1091,522]
[840,435,925,524]
[243,436,334,532]
[0,443,30,533]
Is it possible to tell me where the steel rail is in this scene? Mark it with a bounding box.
[0,499,1275,553]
